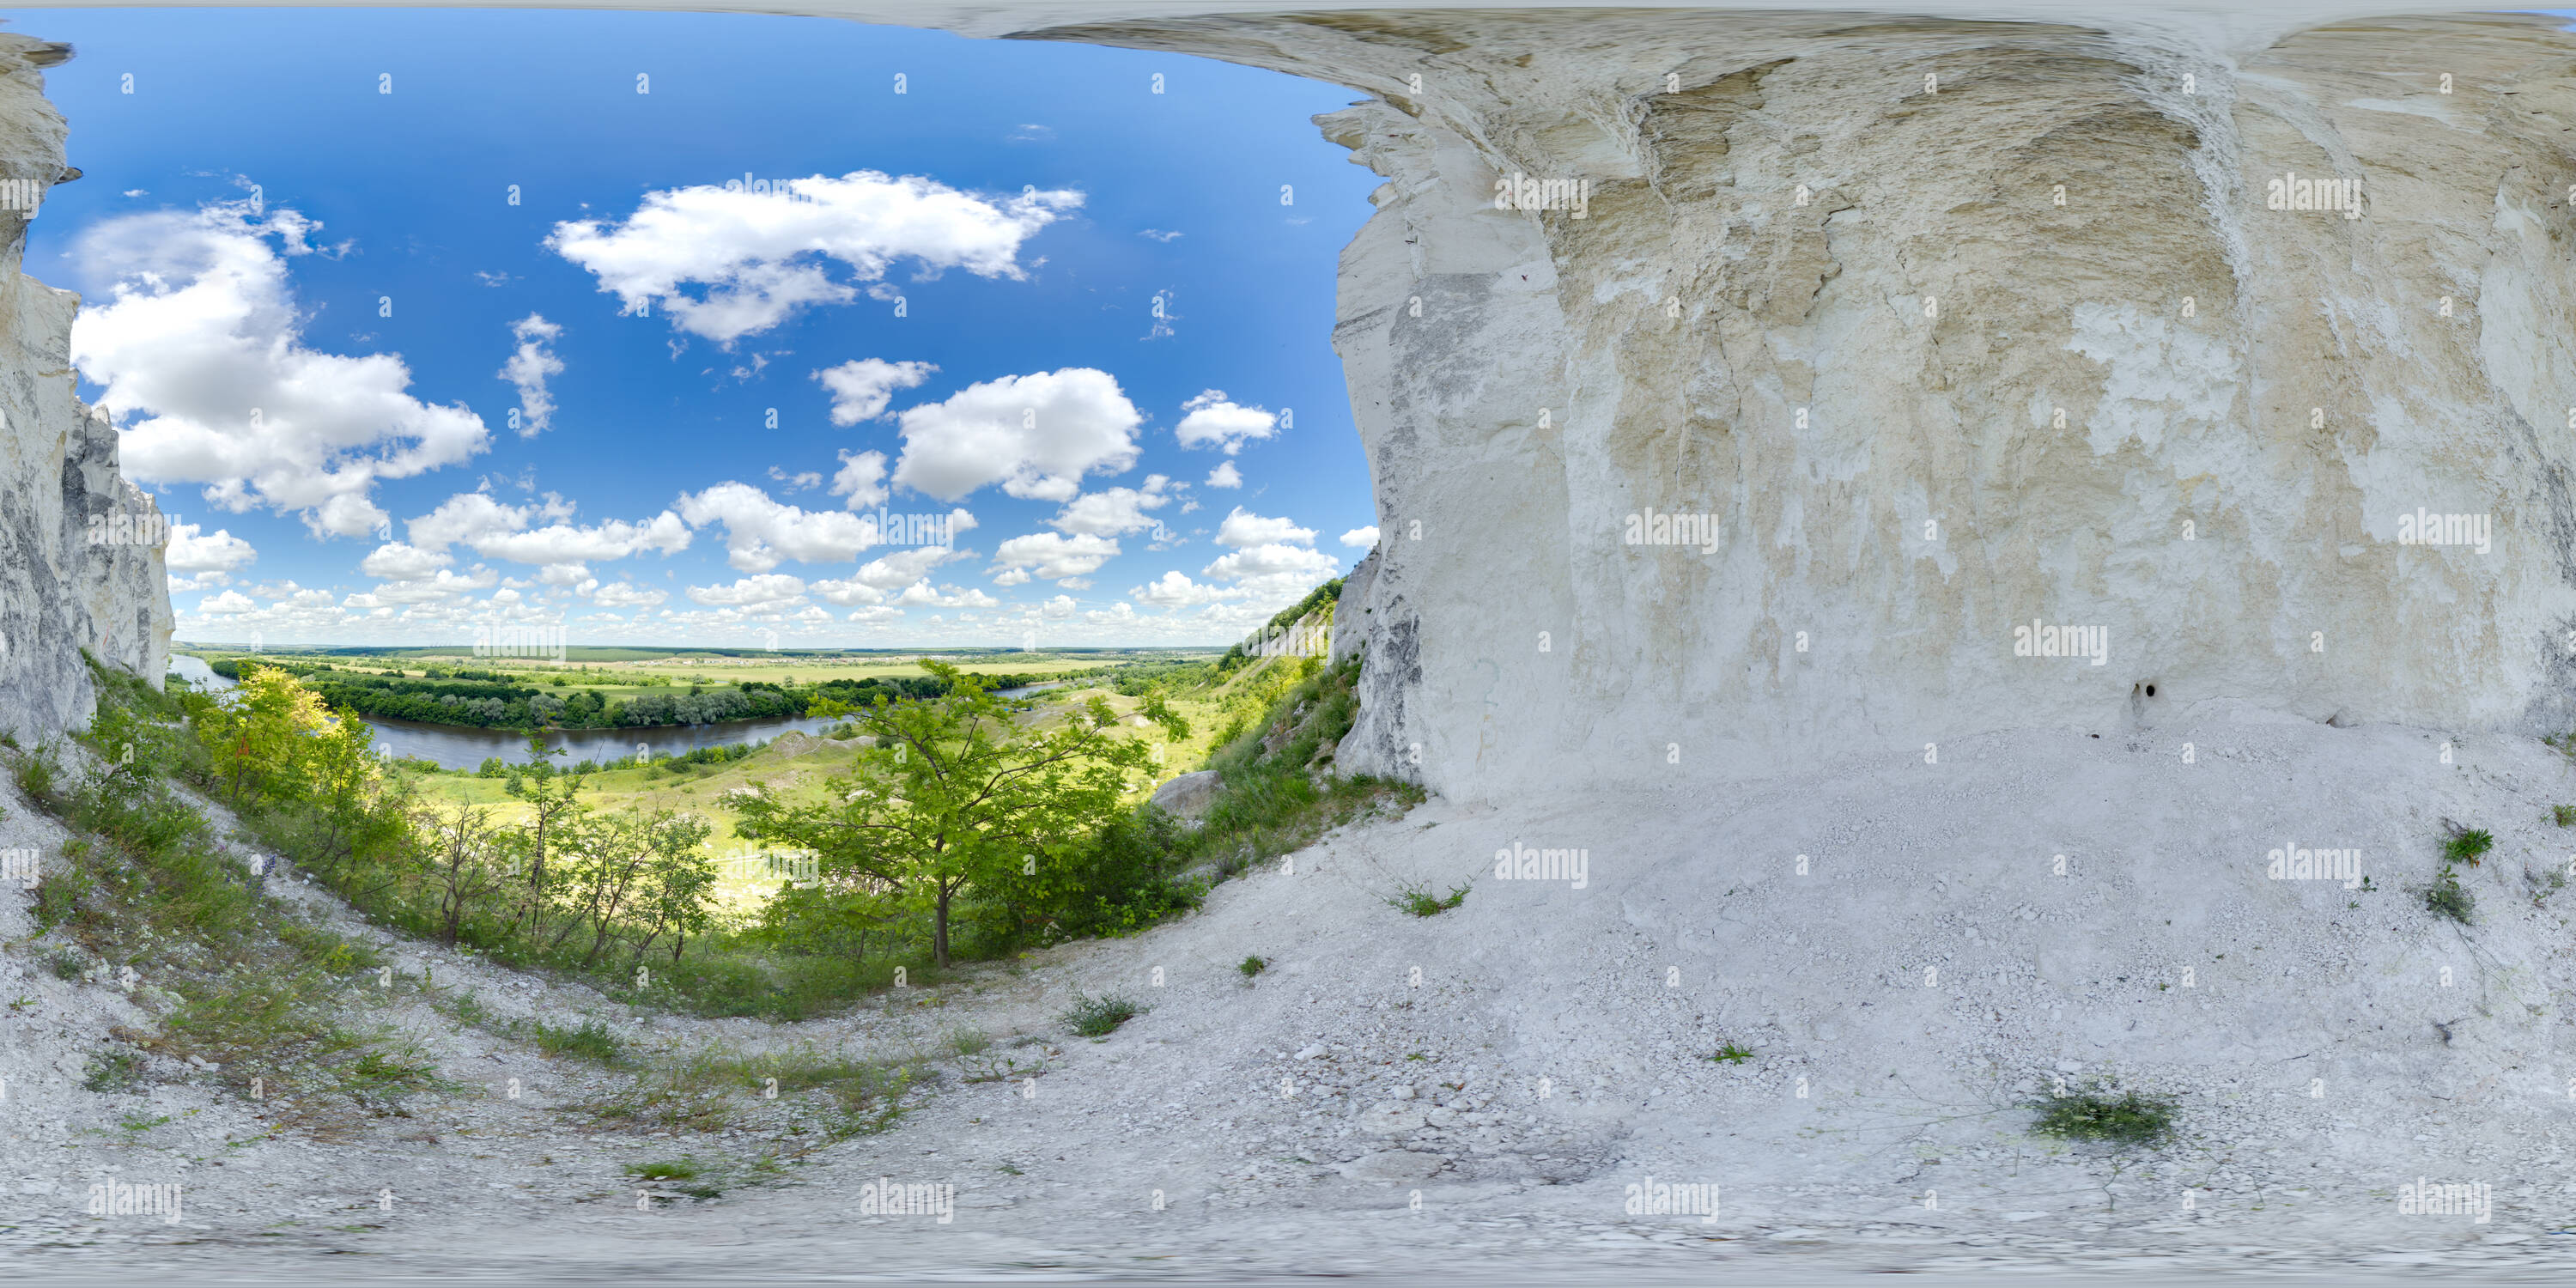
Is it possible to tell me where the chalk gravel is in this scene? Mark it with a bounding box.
[4,703,2575,1280]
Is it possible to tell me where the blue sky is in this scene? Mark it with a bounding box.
[13,7,1382,647]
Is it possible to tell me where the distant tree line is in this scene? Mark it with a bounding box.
[203,658,1109,731]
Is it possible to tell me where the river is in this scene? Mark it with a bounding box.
[164,657,1075,771]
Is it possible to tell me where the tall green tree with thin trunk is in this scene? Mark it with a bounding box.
[736,661,1165,968]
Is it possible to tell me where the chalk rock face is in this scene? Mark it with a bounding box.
[0,36,171,744]
[1328,546,1376,666]
[1036,10,2576,800]
[1151,769,1222,821]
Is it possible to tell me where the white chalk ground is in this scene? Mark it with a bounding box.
[4,701,2576,1280]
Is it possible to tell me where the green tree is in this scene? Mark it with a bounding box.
[736,661,1155,967]
[503,735,587,937]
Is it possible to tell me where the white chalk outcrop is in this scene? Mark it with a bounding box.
[0,35,171,743]
[1032,9,2576,800]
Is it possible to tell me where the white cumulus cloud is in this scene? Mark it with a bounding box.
[500,313,563,437]
[990,532,1119,581]
[816,358,935,425]
[359,541,451,581]
[1206,460,1242,489]
[403,490,690,579]
[1051,476,1171,537]
[830,449,889,509]
[547,172,1080,343]
[164,522,257,574]
[1341,526,1381,549]
[676,482,884,572]
[1174,390,1278,455]
[1215,507,1316,548]
[1131,569,1236,607]
[71,197,489,538]
[686,574,809,608]
[592,582,667,609]
[890,368,1140,502]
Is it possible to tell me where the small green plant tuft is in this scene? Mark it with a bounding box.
[1709,1042,1755,1064]
[2443,828,2494,867]
[626,1157,702,1182]
[525,1018,626,1066]
[1237,954,1267,978]
[2554,805,2576,828]
[1388,880,1470,917]
[82,1048,146,1093]
[1060,991,1140,1037]
[2031,1090,2175,1145]
[2425,872,2475,924]
[45,948,86,981]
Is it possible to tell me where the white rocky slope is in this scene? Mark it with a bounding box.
[6,708,2575,1276]
[0,34,170,744]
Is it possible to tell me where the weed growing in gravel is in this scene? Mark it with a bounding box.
[1238,955,1267,978]
[44,948,85,981]
[2555,805,2576,828]
[627,1157,702,1181]
[82,1048,146,1092]
[330,1048,447,1105]
[522,1018,626,1066]
[2443,828,2494,867]
[945,1029,1048,1084]
[1060,991,1141,1037]
[2425,871,2476,924]
[585,1042,910,1145]
[1388,880,1469,917]
[1708,1043,1755,1065]
[2425,823,2486,924]
[2031,1090,2176,1145]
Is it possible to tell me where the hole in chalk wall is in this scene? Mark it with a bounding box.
[2144,683,2157,698]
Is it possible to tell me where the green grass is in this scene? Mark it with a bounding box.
[2032,1090,2176,1145]
[1708,1042,1754,1065]
[1060,991,1141,1037]
[2554,805,2576,828]
[1176,654,1424,881]
[14,660,454,1126]
[626,1157,702,1181]
[522,1018,627,1066]
[581,1041,909,1145]
[1388,880,1470,917]
[1237,954,1267,978]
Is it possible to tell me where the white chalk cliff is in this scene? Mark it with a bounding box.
[989,7,2576,800]
[0,34,171,743]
